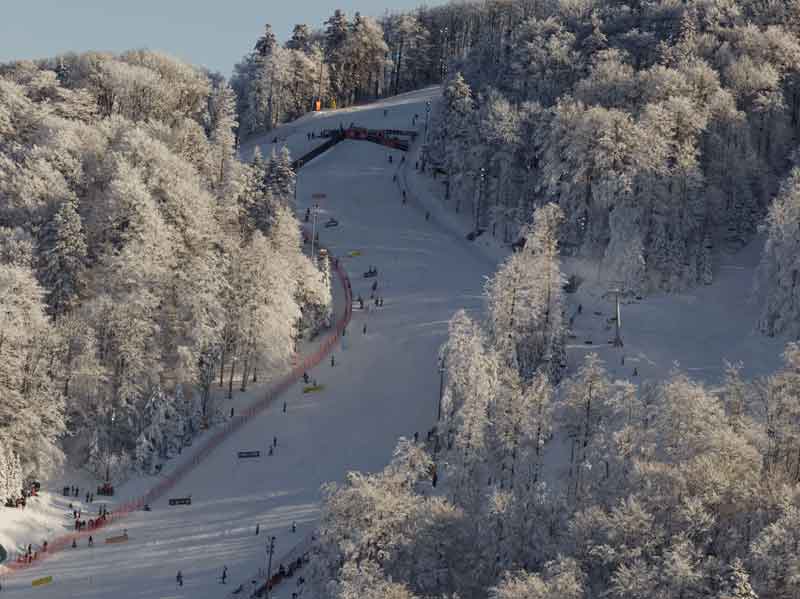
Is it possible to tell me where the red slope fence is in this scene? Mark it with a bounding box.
[2,256,353,576]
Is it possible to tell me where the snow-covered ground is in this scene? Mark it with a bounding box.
[1,85,788,597]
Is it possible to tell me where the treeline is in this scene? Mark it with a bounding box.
[425,0,800,296]
[232,3,481,137]
[0,50,331,492]
[311,205,800,599]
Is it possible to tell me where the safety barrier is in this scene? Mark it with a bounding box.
[2,255,353,577]
[290,128,412,172]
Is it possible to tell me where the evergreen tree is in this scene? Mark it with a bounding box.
[255,24,277,57]
[39,197,87,316]
[286,24,312,54]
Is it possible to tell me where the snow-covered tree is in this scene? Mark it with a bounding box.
[0,264,64,477]
[757,167,800,337]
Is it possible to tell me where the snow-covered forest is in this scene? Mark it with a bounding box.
[311,205,800,599]
[231,6,463,136]
[0,51,331,494]
[232,0,800,326]
[4,0,800,597]
[424,0,800,301]
[302,2,800,599]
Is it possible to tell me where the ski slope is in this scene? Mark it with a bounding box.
[2,85,495,598]
[2,84,788,597]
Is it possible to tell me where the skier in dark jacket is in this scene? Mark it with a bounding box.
[221,566,228,584]
[177,571,183,586]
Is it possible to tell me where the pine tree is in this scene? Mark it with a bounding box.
[324,9,350,103]
[254,24,277,57]
[560,353,615,504]
[286,24,312,54]
[716,559,758,599]
[208,81,241,199]
[268,146,296,206]
[39,197,87,316]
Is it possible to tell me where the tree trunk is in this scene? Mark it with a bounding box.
[219,345,226,387]
[227,356,236,399]
[240,351,250,393]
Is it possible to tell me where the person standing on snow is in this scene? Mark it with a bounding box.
[221,566,228,584]
[292,521,297,533]
[331,354,335,367]
[176,571,183,587]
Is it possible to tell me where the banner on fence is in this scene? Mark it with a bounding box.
[31,575,53,587]
[105,534,129,545]
[168,497,192,506]
[303,385,326,394]
[237,451,260,459]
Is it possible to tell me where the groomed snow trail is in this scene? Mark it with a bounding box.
[3,86,490,598]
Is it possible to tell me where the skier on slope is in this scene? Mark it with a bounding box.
[221,566,228,584]
[176,571,183,587]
